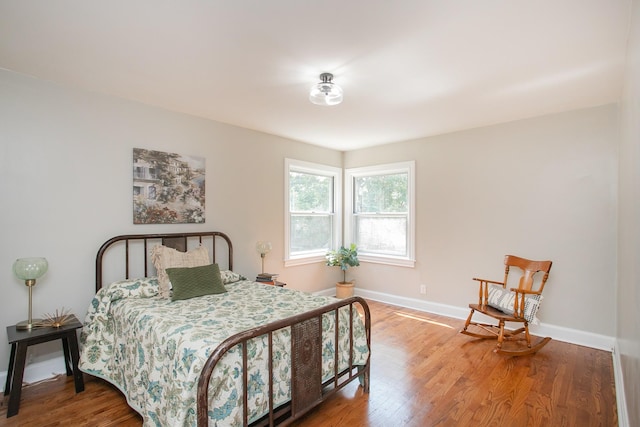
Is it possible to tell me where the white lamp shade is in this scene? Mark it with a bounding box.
[256,241,272,256]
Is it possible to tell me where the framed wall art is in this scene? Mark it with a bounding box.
[133,148,205,224]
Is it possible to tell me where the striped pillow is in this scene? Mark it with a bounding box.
[487,285,543,325]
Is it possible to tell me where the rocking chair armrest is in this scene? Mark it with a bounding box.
[508,288,542,318]
[472,278,505,305]
[472,278,505,286]
[509,288,541,295]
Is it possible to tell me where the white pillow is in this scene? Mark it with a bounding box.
[487,284,543,325]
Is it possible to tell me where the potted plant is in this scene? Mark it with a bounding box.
[326,243,360,298]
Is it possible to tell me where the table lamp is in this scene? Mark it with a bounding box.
[256,241,272,274]
[13,257,48,330]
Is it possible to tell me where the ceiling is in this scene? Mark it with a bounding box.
[0,1,631,151]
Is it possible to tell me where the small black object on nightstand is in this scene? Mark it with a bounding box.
[4,314,84,417]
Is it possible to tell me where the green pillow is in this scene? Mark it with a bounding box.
[166,263,227,301]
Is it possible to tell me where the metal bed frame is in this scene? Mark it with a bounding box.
[93,231,371,426]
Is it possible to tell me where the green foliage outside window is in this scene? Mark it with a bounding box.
[289,172,332,211]
[289,171,334,254]
[355,173,408,213]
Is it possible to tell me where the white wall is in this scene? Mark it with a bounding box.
[617,0,640,425]
[0,69,341,374]
[344,105,618,337]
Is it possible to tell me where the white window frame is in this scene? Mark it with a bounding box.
[345,161,415,268]
[284,158,342,267]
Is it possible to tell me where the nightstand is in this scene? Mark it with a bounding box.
[4,314,84,417]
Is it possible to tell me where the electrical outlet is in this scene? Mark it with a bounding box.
[420,284,427,294]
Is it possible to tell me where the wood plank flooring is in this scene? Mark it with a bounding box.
[0,299,617,426]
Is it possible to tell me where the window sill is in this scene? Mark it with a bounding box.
[284,254,415,268]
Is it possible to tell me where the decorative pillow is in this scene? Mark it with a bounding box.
[487,284,543,324]
[166,263,227,301]
[150,244,210,298]
[219,269,246,284]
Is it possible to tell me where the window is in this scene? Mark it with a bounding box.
[345,161,415,267]
[285,159,342,266]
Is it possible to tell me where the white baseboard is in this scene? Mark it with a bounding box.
[612,341,630,427]
[0,356,67,393]
[323,287,616,352]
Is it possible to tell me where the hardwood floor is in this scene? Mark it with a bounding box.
[0,299,617,426]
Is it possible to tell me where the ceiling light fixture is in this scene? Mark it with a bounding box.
[309,73,343,106]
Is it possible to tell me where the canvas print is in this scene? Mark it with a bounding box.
[133,148,205,224]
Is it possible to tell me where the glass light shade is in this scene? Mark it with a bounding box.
[13,257,48,281]
[13,257,48,330]
[256,241,272,274]
[309,73,343,106]
[256,241,272,256]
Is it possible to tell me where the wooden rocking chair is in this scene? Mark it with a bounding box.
[460,255,553,356]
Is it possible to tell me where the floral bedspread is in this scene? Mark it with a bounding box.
[79,278,369,426]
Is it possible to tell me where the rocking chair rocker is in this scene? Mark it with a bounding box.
[460,255,553,356]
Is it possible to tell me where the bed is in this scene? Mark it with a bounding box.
[78,231,371,426]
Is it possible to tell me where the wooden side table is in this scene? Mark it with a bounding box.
[4,314,84,417]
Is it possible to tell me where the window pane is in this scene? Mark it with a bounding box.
[355,215,407,256]
[290,214,332,254]
[290,172,333,212]
[354,173,407,213]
